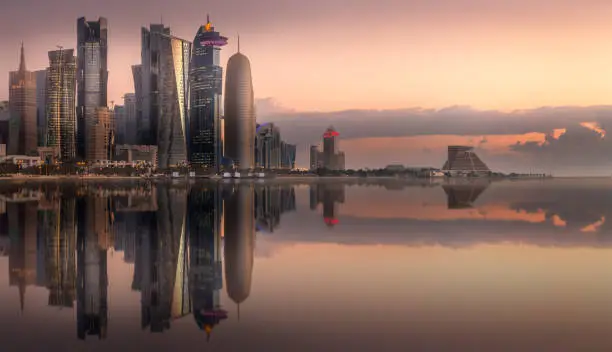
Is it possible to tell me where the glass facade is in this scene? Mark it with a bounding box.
[46,49,77,162]
[77,17,108,161]
[188,19,227,170]
[8,44,37,156]
[156,32,191,169]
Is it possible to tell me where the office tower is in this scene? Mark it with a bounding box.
[255,123,281,169]
[188,15,228,170]
[0,101,9,145]
[36,70,48,147]
[323,126,338,168]
[280,141,296,169]
[85,107,111,162]
[441,145,491,175]
[77,17,108,161]
[137,24,190,168]
[224,40,256,170]
[76,196,109,339]
[131,65,144,141]
[123,93,137,144]
[223,184,255,315]
[114,105,125,144]
[9,44,37,156]
[47,49,77,162]
[8,201,38,312]
[309,145,319,171]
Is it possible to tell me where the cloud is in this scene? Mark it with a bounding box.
[256,104,612,175]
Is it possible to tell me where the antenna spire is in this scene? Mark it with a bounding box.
[207,13,210,24]
[19,42,26,72]
[237,34,240,53]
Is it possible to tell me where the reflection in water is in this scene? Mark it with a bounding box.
[309,183,345,226]
[442,180,490,209]
[3,179,612,348]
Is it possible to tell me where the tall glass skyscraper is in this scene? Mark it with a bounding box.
[46,49,77,161]
[188,16,227,170]
[77,17,108,161]
[8,44,37,156]
[137,25,190,168]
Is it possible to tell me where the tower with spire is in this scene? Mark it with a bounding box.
[8,43,37,155]
[188,14,228,170]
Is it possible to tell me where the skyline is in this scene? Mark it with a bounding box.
[4,2,612,174]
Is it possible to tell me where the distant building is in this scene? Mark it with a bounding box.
[46,48,77,162]
[224,42,256,170]
[309,126,345,171]
[35,70,47,147]
[385,164,405,172]
[255,123,281,169]
[77,17,108,161]
[37,146,60,164]
[280,141,296,170]
[441,146,491,175]
[113,105,126,144]
[9,44,37,156]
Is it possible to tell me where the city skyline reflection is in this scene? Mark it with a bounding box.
[2,179,612,350]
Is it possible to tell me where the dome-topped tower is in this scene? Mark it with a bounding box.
[223,37,256,170]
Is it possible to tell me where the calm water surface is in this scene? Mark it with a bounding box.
[0,178,611,351]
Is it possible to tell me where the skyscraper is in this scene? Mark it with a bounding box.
[85,107,111,162]
[137,25,190,168]
[188,15,227,170]
[310,126,345,171]
[8,44,37,156]
[77,17,108,161]
[35,70,47,147]
[46,49,77,161]
[123,93,137,144]
[224,40,256,170]
[255,123,281,169]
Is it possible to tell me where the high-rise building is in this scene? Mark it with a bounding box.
[123,93,137,144]
[188,15,227,170]
[46,49,77,162]
[0,101,10,145]
[280,141,296,170]
[85,107,111,162]
[113,105,126,144]
[131,65,145,143]
[137,25,190,168]
[255,123,281,169]
[310,126,345,171]
[224,41,256,170]
[77,17,108,161]
[36,70,47,147]
[8,44,37,156]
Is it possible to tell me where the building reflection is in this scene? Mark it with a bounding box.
[442,180,491,209]
[309,183,345,226]
[1,182,295,340]
[224,184,255,321]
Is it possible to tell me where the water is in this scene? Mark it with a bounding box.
[0,178,611,351]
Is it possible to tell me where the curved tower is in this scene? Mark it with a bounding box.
[224,39,256,170]
[189,15,228,170]
[223,184,255,317]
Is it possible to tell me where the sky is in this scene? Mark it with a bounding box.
[3,0,612,174]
